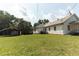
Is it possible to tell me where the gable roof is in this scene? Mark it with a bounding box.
[44,13,79,27]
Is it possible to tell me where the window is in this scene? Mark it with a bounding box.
[54,26,56,31]
[49,27,50,31]
[44,28,46,31]
[68,25,70,31]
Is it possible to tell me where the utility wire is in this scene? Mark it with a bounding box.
[36,3,39,20]
[66,3,77,15]
[70,3,77,11]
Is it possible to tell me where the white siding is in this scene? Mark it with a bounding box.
[33,14,79,34]
[63,15,79,34]
[33,28,44,34]
[46,24,64,34]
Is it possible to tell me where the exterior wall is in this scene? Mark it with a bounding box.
[69,23,79,31]
[33,14,79,34]
[46,24,64,34]
[33,28,44,34]
[63,15,79,34]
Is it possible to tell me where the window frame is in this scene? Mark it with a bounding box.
[54,26,56,31]
[68,25,70,31]
[49,27,50,31]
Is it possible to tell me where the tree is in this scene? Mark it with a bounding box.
[0,10,33,35]
[0,11,12,30]
[43,19,49,24]
[38,20,43,24]
[18,20,33,34]
[33,19,49,32]
[34,19,49,27]
[34,23,39,27]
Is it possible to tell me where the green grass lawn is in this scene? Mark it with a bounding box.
[0,34,79,56]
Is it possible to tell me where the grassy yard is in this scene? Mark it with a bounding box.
[0,34,79,56]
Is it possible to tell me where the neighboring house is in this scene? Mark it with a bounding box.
[34,13,79,34]
[33,24,45,34]
[0,28,21,35]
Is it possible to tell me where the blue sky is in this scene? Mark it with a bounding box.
[0,3,79,25]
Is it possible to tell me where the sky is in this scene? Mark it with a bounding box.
[0,1,79,25]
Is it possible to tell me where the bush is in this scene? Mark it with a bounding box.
[39,31,48,34]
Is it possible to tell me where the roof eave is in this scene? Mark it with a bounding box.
[44,23,64,27]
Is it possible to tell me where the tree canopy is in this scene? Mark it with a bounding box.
[0,10,33,35]
[34,19,49,27]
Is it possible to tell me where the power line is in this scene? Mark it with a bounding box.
[36,3,39,20]
[65,3,77,15]
[20,6,28,16]
[70,3,77,11]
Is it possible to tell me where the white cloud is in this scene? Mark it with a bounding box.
[67,6,71,10]
[42,13,52,19]
[56,9,66,18]
[0,0,27,3]
[42,13,56,21]
[0,3,77,25]
[0,3,23,18]
[41,9,67,22]
[0,0,47,3]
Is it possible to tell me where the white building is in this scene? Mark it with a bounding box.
[34,13,79,34]
[33,24,45,34]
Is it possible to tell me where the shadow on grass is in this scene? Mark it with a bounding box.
[0,34,33,37]
[69,34,79,36]
[0,35,20,37]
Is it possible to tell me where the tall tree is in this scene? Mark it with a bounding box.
[34,19,49,27]
[18,20,33,34]
[0,11,12,30]
[43,19,49,24]
[0,10,33,35]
